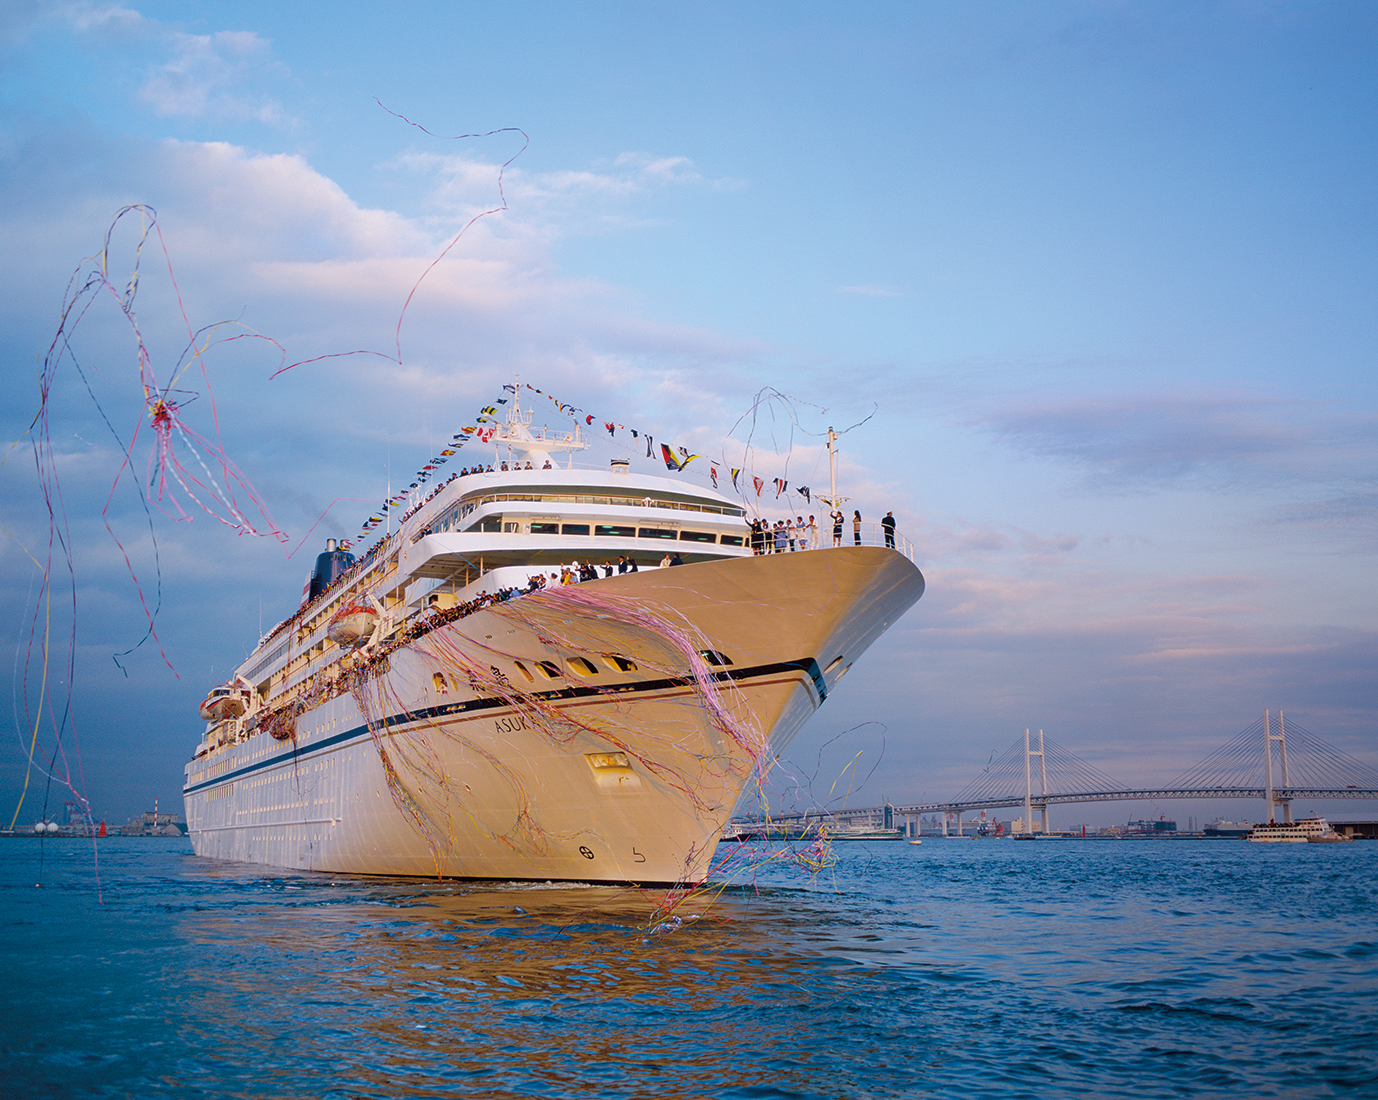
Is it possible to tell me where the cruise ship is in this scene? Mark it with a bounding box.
[183,396,925,884]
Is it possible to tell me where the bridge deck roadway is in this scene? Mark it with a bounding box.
[758,788,1378,824]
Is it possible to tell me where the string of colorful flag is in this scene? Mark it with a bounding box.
[352,382,815,546]
[351,391,509,543]
[513,383,815,505]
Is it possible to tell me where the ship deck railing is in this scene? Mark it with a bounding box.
[753,522,915,562]
[457,490,748,517]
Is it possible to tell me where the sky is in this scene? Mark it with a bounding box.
[1,1,1376,830]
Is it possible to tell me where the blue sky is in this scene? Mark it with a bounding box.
[2,1,1375,828]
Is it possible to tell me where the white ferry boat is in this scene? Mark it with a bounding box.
[183,396,925,884]
[1246,817,1347,843]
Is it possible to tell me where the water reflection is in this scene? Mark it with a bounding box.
[174,872,863,1098]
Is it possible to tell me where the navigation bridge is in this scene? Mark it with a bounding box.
[742,711,1378,838]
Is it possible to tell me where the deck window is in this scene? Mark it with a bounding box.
[700,650,733,667]
[530,522,560,535]
[720,535,744,547]
[595,524,636,538]
[561,524,590,535]
[566,657,599,677]
[604,655,638,673]
[638,528,677,539]
[679,531,717,543]
[536,661,562,679]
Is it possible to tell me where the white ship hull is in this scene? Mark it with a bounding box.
[1246,817,1340,843]
[185,547,923,884]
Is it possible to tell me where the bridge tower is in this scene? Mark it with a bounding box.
[1264,709,1293,825]
[1024,728,1049,835]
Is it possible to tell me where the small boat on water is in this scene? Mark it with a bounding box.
[1246,817,1350,844]
[1307,829,1353,844]
[828,827,906,842]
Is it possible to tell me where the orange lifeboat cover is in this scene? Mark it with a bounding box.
[328,604,379,648]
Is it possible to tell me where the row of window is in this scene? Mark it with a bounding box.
[513,654,634,682]
[430,492,745,536]
[437,648,733,690]
[478,518,743,545]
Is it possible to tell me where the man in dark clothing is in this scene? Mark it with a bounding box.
[881,511,897,549]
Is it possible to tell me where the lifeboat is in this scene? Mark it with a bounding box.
[198,679,254,722]
[327,604,379,648]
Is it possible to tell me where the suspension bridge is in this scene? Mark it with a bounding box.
[737,711,1378,838]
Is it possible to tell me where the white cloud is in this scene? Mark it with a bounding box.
[59,4,289,123]
[397,147,738,242]
[64,2,143,35]
[137,29,285,122]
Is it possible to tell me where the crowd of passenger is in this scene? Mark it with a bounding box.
[750,514,827,554]
[747,510,892,553]
[412,551,661,634]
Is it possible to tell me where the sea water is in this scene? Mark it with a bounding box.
[2,836,1375,1099]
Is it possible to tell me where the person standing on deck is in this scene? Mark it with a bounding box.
[852,510,862,546]
[882,511,896,549]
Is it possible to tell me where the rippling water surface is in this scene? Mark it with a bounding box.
[3,837,1375,1098]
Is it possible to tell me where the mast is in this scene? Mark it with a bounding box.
[822,427,848,508]
[828,426,838,506]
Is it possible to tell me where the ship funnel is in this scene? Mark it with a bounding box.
[308,539,356,601]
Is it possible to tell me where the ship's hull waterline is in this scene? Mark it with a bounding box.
[185,547,924,884]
